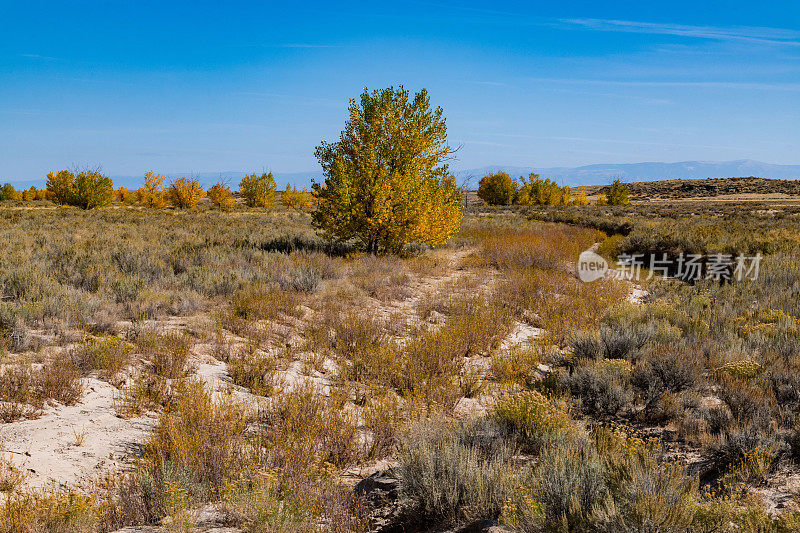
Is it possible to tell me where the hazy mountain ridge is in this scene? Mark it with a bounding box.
[6,160,800,189]
[453,160,800,187]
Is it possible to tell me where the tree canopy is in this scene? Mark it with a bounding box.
[312,86,462,254]
[46,168,113,209]
[477,172,517,206]
[240,172,277,208]
[606,179,631,205]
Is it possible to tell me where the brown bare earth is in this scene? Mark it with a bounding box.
[587,176,800,202]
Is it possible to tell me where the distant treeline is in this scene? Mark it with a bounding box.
[0,169,313,210]
[477,171,629,207]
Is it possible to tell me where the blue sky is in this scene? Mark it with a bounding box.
[1,0,799,183]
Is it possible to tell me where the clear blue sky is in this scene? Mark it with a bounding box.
[1,0,799,182]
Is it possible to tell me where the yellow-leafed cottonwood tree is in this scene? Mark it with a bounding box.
[312,86,462,255]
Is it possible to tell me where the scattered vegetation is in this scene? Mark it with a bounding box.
[3,122,800,530]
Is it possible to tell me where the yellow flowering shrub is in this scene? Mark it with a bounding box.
[491,390,573,453]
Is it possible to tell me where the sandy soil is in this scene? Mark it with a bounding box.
[0,377,155,490]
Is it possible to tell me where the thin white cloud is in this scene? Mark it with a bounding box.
[560,18,800,47]
[456,139,516,147]
[232,91,342,107]
[469,81,508,87]
[482,132,742,151]
[275,43,342,48]
[20,53,60,60]
[530,77,800,92]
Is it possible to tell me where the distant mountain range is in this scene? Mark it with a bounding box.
[6,160,800,189]
[452,160,800,187]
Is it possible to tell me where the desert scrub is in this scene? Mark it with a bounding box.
[491,390,573,454]
[136,330,193,379]
[596,428,697,531]
[503,440,606,532]
[220,473,317,532]
[117,372,175,417]
[231,282,302,321]
[362,393,404,459]
[327,312,395,386]
[0,454,26,493]
[711,359,762,380]
[227,346,279,396]
[0,488,98,533]
[397,419,517,529]
[0,207,320,332]
[491,347,540,387]
[501,267,628,345]
[144,380,251,495]
[261,383,360,471]
[560,358,634,417]
[69,335,133,383]
[470,224,603,271]
[350,254,411,301]
[441,295,514,357]
[0,362,83,422]
[504,429,698,532]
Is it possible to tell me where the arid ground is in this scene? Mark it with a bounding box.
[2,190,800,532]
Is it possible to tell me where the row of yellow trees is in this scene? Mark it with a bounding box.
[477,172,589,206]
[23,170,313,209]
[0,183,48,201]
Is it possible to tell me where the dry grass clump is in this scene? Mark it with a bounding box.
[469,224,603,271]
[231,282,302,321]
[350,254,411,301]
[69,335,134,384]
[0,362,83,422]
[227,345,279,396]
[136,330,193,380]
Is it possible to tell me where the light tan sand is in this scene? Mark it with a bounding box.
[0,377,155,490]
